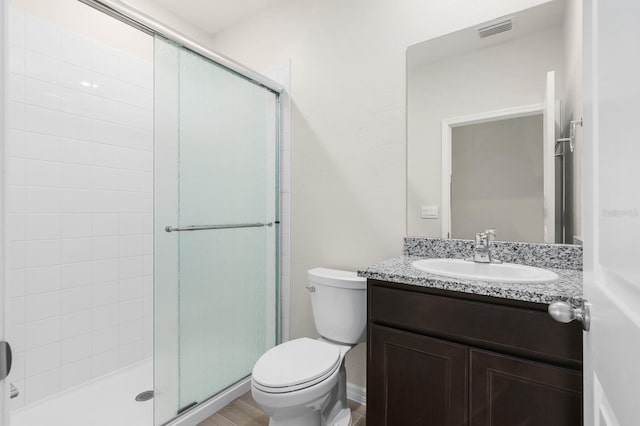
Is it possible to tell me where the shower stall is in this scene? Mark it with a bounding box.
[0,0,284,424]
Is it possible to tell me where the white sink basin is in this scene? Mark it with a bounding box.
[411,258,559,283]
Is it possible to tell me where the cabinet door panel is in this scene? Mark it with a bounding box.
[470,349,582,426]
[368,324,468,426]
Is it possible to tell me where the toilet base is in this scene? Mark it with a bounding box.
[268,409,321,426]
[326,407,351,426]
[267,407,351,426]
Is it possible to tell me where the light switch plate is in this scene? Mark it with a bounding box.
[421,206,439,219]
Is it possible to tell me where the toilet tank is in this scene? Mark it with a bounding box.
[307,268,367,344]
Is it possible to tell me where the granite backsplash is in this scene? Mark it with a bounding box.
[404,237,582,270]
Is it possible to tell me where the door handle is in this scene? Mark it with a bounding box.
[0,341,12,380]
[548,301,590,331]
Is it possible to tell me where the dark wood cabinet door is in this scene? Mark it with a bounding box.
[368,324,468,426]
[470,349,582,426]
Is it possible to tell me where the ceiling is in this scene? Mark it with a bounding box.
[148,0,279,35]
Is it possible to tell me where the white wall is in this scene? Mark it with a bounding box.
[6,2,153,408]
[407,26,565,238]
[207,0,554,388]
[562,0,583,242]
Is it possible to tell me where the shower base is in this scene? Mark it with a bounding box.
[11,359,153,426]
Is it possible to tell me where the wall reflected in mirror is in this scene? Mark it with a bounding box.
[406,0,583,244]
[451,115,543,242]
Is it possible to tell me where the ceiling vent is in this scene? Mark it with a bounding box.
[477,19,513,38]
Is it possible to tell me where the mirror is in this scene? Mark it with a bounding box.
[406,0,582,244]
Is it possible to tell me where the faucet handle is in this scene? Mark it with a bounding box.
[485,228,496,241]
[476,229,496,244]
[471,229,501,264]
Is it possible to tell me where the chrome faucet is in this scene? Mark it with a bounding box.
[471,229,501,264]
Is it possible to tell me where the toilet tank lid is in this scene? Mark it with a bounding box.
[308,267,366,289]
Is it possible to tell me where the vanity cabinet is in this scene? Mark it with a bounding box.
[367,280,583,426]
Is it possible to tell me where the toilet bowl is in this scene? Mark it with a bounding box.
[251,268,367,426]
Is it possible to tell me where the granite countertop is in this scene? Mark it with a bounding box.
[358,255,584,308]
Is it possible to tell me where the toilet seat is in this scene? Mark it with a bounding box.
[252,338,342,393]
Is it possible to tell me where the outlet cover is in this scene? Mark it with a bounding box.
[421,206,439,219]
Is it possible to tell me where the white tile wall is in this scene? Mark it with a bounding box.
[7,8,153,409]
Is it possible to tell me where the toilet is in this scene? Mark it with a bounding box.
[251,267,367,426]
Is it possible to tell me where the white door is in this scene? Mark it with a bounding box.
[582,0,640,425]
[543,70,556,243]
[0,0,9,425]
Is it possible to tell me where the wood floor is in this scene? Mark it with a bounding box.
[197,391,366,426]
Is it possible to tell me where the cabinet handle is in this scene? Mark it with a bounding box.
[548,301,590,331]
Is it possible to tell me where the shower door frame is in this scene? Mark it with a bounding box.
[74,1,286,425]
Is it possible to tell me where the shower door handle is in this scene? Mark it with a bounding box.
[0,341,12,381]
[165,222,274,232]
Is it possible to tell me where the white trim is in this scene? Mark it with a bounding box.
[166,377,251,426]
[261,60,291,343]
[346,382,366,406]
[593,372,621,426]
[542,71,556,243]
[440,103,545,238]
[277,65,291,343]
[0,0,7,422]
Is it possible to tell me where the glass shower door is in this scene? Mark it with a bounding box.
[154,37,279,424]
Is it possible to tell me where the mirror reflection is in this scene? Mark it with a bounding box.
[406,0,582,244]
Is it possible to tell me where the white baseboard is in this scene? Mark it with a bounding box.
[346,382,366,406]
[167,377,251,426]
